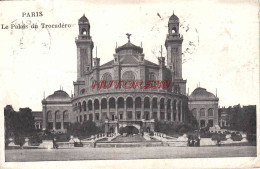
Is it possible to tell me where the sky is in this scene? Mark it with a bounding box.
[0,0,259,111]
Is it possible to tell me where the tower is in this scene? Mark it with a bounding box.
[75,14,94,80]
[165,11,186,94]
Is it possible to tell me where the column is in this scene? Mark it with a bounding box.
[133,100,136,119]
[99,101,102,121]
[42,105,47,130]
[124,100,127,120]
[92,102,95,122]
[107,101,109,120]
[170,101,173,121]
[141,100,144,120]
[176,101,179,122]
[180,102,183,122]
[115,101,118,119]
[157,102,160,120]
[164,100,168,121]
[61,112,64,130]
[150,101,152,120]
[86,102,89,120]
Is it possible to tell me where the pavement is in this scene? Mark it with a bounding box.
[5,146,256,162]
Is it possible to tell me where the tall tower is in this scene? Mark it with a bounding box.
[165,11,186,94]
[75,14,94,80]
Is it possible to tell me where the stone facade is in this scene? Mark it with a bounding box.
[41,11,219,134]
[188,87,219,127]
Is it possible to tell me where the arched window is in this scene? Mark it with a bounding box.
[149,72,156,80]
[63,111,69,122]
[118,97,124,108]
[81,28,87,35]
[126,97,133,108]
[122,71,135,81]
[47,111,52,121]
[78,102,82,112]
[102,73,112,86]
[109,98,115,109]
[55,111,60,120]
[88,100,92,110]
[152,98,158,109]
[144,97,150,109]
[101,98,107,109]
[80,89,85,95]
[200,108,205,117]
[160,98,165,109]
[82,101,86,111]
[191,108,197,117]
[135,97,141,108]
[208,108,214,117]
[94,99,99,110]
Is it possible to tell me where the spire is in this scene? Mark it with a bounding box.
[96,46,97,58]
[43,91,45,99]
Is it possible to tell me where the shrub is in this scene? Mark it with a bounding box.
[29,135,42,146]
[55,134,70,142]
[14,135,25,147]
[231,133,242,141]
[211,133,226,141]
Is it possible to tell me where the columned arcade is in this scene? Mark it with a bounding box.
[73,94,186,125]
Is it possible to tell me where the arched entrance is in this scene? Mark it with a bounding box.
[109,127,114,134]
[119,126,139,136]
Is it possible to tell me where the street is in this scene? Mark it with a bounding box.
[5,146,256,162]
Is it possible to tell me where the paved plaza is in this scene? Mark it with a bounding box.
[5,146,256,162]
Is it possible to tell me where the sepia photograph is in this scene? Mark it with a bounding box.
[0,0,259,168]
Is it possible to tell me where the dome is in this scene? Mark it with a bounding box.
[169,11,179,21]
[115,42,143,54]
[45,90,71,102]
[79,14,89,23]
[189,87,218,100]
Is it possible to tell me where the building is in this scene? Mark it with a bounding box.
[32,111,43,130]
[42,11,190,133]
[188,87,219,127]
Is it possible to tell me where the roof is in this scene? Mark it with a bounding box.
[189,87,218,100]
[79,14,89,23]
[45,90,71,102]
[100,58,158,68]
[116,42,143,53]
[169,11,179,21]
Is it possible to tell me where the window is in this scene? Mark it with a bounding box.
[208,108,214,117]
[136,112,141,119]
[119,114,123,120]
[96,114,99,120]
[47,112,52,120]
[56,122,61,129]
[200,108,205,117]
[80,89,85,95]
[102,73,112,87]
[153,112,157,119]
[127,111,132,119]
[160,112,165,120]
[76,116,78,122]
[84,114,87,121]
[122,71,135,81]
[191,108,197,118]
[111,114,115,121]
[80,115,82,122]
